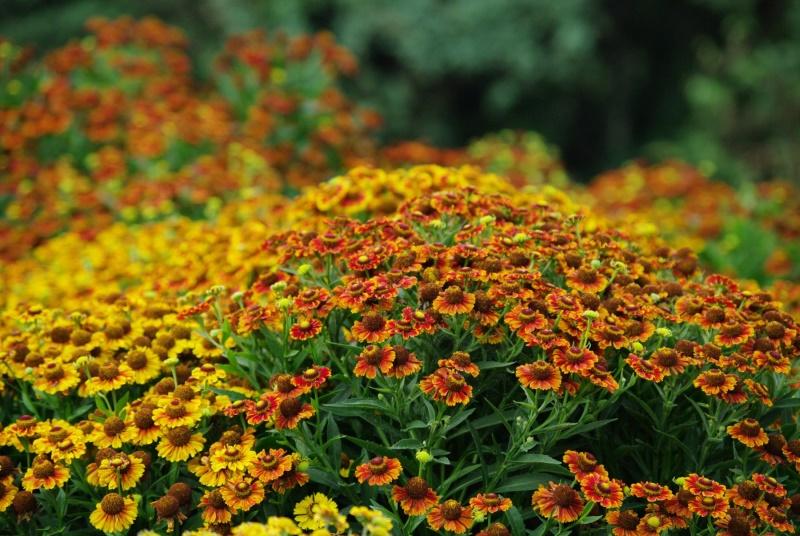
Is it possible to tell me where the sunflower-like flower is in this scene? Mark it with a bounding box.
[392,477,439,515]
[89,493,138,534]
[532,482,585,523]
[354,456,402,486]
[427,499,474,534]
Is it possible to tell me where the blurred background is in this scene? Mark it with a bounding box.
[2,0,798,185]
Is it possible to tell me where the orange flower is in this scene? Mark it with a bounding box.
[388,345,422,378]
[351,312,392,343]
[353,345,395,378]
[683,474,726,498]
[427,499,474,534]
[630,481,674,502]
[354,456,402,486]
[566,267,607,293]
[532,482,584,523]
[220,476,265,512]
[200,489,232,525]
[649,348,688,376]
[392,477,439,515]
[688,494,729,518]
[552,346,598,374]
[516,362,561,391]
[626,354,667,383]
[579,473,623,508]
[274,397,314,430]
[432,286,475,315]
[727,480,761,509]
[250,448,293,483]
[562,450,608,481]
[714,320,754,347]
[752,473,785,497]
[606,509,640,536]
[21,459,70,491]
[289,318,323,340]
[727,419,769,448]
[694,369,737,396]
[505,304,547,335]
[470,492,512,514]
[292,366,331,390]
[420,367,473,405]
[438,351,480,377]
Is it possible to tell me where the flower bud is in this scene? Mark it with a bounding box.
[297,264,312,275]
[415,450,433,464]
[582,310,599,320]
[655,327,672,337]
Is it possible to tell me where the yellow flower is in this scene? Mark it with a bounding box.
[89,493,139,534]
[293,493,339,531]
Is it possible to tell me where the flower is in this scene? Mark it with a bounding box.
[683,474,727,498]
[89,493,138,534]
[562,451,608,481]
[432,286,475,315]
[289,318,322,341]
[427,499,474,534]
[292,366,331,390]
[532,482,584,523]
[354,456,402,486]
[515,361,562,391]
[210,444,257,472]
[351,312,392,343]
[152,494,187,532]
[606,509,640,536]
[579,473,623,508]
[293,492,338,530]
[21,459,70,491]
[392,477,439,515]
[470,492,513,514]
[0,482,17,513]
[694,369,737,396]
[727,419,769,448]
[96,452,145,490]
[220,477,265,512]
[354,345,395,378]
[250,448,293,483]
[552,346,599,374]
[631,481,674,502]
[200,489,232,525]
[274,397,314,430]
[156,426,205,462]
[420,367,473,405]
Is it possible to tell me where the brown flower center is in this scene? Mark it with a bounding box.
[43,363,66,381]
[441,499,463,520]
[551,485,578,507]
[98,363,121,381]
[361,313,386,332]
[166,427,192,447]
[618,510,640,529]
[443,287,465,305]
[208,490,227,509]
[405,477,429,499]
[234,481,252,498]
[279,398,301,418]
[368,456,388,474]
[134,409,155,429]
[48,427,69,443]
[126,350,148,370]
[101,493,125,515]
[103,417,126,436]
[32,461,55,479]
[153,495,181,518]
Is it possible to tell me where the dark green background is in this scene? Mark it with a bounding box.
[2,0,798,184]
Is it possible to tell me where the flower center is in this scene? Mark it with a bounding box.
[98,363,120,381]
[165,400,187,419]
[234,481,251,498]
[361,313,386,332]
[279,398,301,418]
[101,494,125,515]
[369,456,388,474]
[405,477,429,499]
[126,351,147,370]
[441,500,463,520]
[551,485,577,507]
[104,417,126,436]
[443,287,465,304]
[32,461,55,479]
[43,363,65,381]
[166,427,192,446]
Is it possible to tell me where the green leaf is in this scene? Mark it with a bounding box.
[506,506,526,535]
[323,398,389,418]
[496,472,552,493]
[511,453,562,465]
[391,438,423,450]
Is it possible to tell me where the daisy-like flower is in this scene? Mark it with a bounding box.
[274,397,315,430]
[471,291,499,325]
[427,499,474,534]
[220,476,265,512]
[156,426,205,462]
[562,451,608,481]
[631,481,674,502]
[96,452,146,490]
[715,320,754,347]
[388,345,422,378]
[531,482,585,523]
[638,511,669,534]
[152,494,187,532]
[21,459,70,491]
[626,354,667,383]
[0,482,17,513]
[124,348,161,384]
[579,473,623,508]
[649,348,689,376]
[210,444,257,472]
[351,312,392,343]
[752,350,791,374]
[191,362,226,386]
[289,318,323,341]
[126,404,161,445]
[84,362,135,395]
[505,305,547,335]
[392,477,439,515]
[727,419,769,448]
[293,492,339,531]
[782,439,800,466]
[89,493,138,534]
[420,367,473,405]
[187,455,234,487]
[552,346,599,374]
[515,361,562,391]
[33,361,80,394]
[476,522,511,536]
[438,351,480,377]
[244,394,280,425]
[200,489,232,525]
[752,473,785,497]
[271,453,311,493]
[757,504,794,533]
[90,416,130,449]
[606,509,640,536]
[694,369,737,396]
[432,286,475,315]
[727,480,762,509]
[683,474,727,497]
[714,509,757,536]
[152,397,203,429]
[292,366,331,390]
[33,425,87,464]
[355,456,402,486]
[354,345,395,378]
[566,267,607,293]
[470,492,512,514]
[688,494,729,518]
[250,449,293,483]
